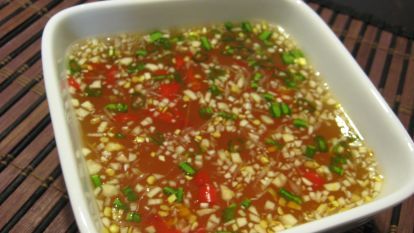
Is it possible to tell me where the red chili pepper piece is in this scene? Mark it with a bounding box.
[300,169,326,189]
[193,170,217,204]
[175,54,185,71]
[184,67,205,91]
[198,183,217,204]
[154,69,169,76]
[158,82,181,100]
[147,215,181,233]
[106,66,118,85]
[67,77,81,91]
[193,170,211,186]
[156,111,175,123]
[113,113,140,123]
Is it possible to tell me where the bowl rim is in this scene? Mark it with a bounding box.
[42,0,414,232]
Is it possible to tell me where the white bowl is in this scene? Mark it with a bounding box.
[42,0,414,232]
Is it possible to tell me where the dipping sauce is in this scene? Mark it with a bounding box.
[66,21,383,233]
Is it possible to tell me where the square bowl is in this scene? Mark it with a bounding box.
[42,0,414,232]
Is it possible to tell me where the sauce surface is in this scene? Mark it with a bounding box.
[66,21,383,233]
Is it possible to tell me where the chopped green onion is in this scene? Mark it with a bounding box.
[290,49,304,58]
[113,197,127,209]
[293,118,308,128]
[223,45,234,55]
[149,132,165,146]
[330,165,344,175]
[269,102,282,118]
[122,186,138,201]
[105,103,128,112]
[280,103,291,115]
[135,50,147,57]
[179,162,197,176]
[176,187,184,203]
[157,37,172,49]
[126,212,142,223]
[222,203,237,222]
[209,84,221,96]
[153,75,174,81]
[315,136,328,152]
[259,31,272,41]
[85,87,102,97]
[332,155,347,164]
[251,73,263,89]
[265,138,280,146]
[115,133,125,139]
[68,59,81,75]
[163,187,177,196]
[241,22,253,33]
[262,93,274,102]
[284,78,297,88]
[279,188,302,205]
[305,145,317,158]
[90,174,102,187]
[218,111,238,121]
[292,73,305,82]
[224,22,234,31]
[200,36,212,50]
[149,31,163,42]
[199,107,214,119]
[281,52,295,64]
[253,72,263,81]
[162,187,184,202]
[127,64,145,74]
[248,59,258,67]
[240,199,252,208]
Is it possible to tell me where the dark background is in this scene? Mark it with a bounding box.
[307,0,414,37]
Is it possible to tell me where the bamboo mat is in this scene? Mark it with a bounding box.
[0,1,413,232]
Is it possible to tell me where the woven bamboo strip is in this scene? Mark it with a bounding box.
[0,176,42,229]
[0,99,49,155]
[43,202,76,233]
[368,31,393,87]
[382,37,409,107]
[10,184,64,232]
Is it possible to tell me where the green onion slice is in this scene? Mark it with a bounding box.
[315,136,328,152]
[269,102,282,118]
[150,31,163,42]
[241,199,252,208]
[199,107,214,119]
[305,145,317,158]
[241,22,253,33]
[113,197,128,209]
[293,118,308,128]
[122,186,138,202]
[200,36,212,50]
[126,212,142,223]
[222,203,237,222]
[259,31,272,41]
[90,174,102,187]
[179,162,197,176]
[105,103,128,112]
[279,188,302,205]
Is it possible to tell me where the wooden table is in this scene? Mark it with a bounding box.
[1,0,413,232]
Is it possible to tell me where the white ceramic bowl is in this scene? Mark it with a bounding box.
[42,0,414,232]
